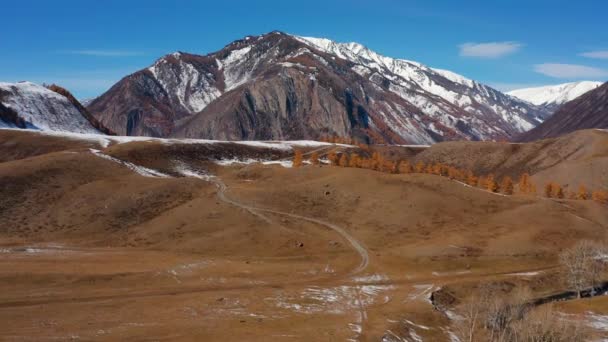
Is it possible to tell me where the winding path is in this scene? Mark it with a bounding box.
[212,178,369,274]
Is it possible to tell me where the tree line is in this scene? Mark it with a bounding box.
[292,149,608,203]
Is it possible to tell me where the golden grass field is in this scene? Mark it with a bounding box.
[0,129,607,341]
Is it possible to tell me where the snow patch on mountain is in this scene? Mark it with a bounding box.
[0,82,100,134]
[508,81,602,107]
[148,57,221,113]
[293,34,542,135]
[223,46,254,91]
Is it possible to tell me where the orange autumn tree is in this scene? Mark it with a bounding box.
[349,153,361,168]
[486,174,499,192]
[432,163,442,175]
[577,185,589,200]
[339,153,349,167]
[478,175,487,189]
[293,150,304,167]
[592,190,608,204]
[384,160,397,173]
[519,173,531,193]
[414,161,425,173]
[544,183,554,198]
[310,152,319,165]
[371,152,382,171]
[466,170,478,187]
[327,151,339,166]
[398,160,412,174]
[359,157,372,170]
[501,176,514,195]
[553,184,564,199]
[447,167,459,180]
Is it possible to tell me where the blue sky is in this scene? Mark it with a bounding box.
[2,0,607,98]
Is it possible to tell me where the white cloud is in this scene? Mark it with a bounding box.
[61,49,142,57]
[534,63,608,79]
[459,42,522,58]
[579,50,608,59]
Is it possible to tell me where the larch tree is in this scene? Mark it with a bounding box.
[577,185,589,200]
[486,174,499,192]
[310,152,319,165]
[478,176,487,189]
[544,183,554,198]
[386,160,398,174]
[371,152,382,171]
[448,167,459,180]
[293,150,304,167]
[398,160,412,174]
[466,171,478,187]
[501,176,514,195]
[414,161,425,173]
[519,173,530,194]
[432,163,442,175]
[349,153,360,168]
[592,190,608,204]
[338,153,349,167]
[554,184,565,199]
[327,151,339,166]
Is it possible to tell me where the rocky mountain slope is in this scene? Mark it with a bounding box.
[88,32,547,144]
[508,81,602,112]
[518,82,608,141]
[0,82,103,134]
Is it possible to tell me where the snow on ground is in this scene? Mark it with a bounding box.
[404,319,431,331]
[89,149,169,178]
[432,270,471,277]
[509,271,542,277]
[262,160,293,168]
[586,312,608,332]
[172,161,215,180]
[0,128,349,151]
[270,282,394,315]
[405,284,438,303]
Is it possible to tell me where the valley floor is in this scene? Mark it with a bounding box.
[1,130,607,341]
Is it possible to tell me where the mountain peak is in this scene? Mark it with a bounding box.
[508,81,603,107]
[88,33,548,143]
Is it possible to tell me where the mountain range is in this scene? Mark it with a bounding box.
[87,31,550,144]
[1,32,606,144]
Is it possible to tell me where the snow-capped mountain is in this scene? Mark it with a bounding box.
[518,81,607,141]
[89,32,548,144]
[0,82,102,134]
[508,81,602,112]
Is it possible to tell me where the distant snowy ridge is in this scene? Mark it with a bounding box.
[508,81,602,107]
[0,82,100,134]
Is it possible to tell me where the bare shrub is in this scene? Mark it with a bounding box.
[511,305,589,342]
[451,286,590,342]
[559,240,607,298]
